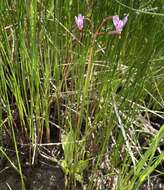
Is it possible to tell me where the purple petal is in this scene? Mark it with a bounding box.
[116,20,124,32]
[122,15,128,26]
[112,15,120,27]
[75,14,84,30]
[112,15,128,32]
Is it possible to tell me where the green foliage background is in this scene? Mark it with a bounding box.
[0,0,164,189]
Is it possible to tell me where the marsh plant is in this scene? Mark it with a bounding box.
[0,1,164,190]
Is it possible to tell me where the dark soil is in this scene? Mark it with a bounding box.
[0,153,65,190]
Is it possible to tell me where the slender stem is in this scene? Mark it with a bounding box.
[96,30,121,36]
[77,44,94,138]
[77,16,118,137]
[95,16,113,35]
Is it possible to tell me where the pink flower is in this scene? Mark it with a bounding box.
[112,15,128,33]
[75,14,84,30]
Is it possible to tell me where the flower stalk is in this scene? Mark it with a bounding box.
[76,14,128,136]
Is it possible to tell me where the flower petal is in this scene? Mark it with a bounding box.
[122,15,128,26]
[75,14,84,30]
[112,15,120,27]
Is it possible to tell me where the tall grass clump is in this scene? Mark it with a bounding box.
[0,0,164,189]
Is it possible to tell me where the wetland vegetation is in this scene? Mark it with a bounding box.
[0,0,164,189]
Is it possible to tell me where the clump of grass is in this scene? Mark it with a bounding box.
[0,0,164,189]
